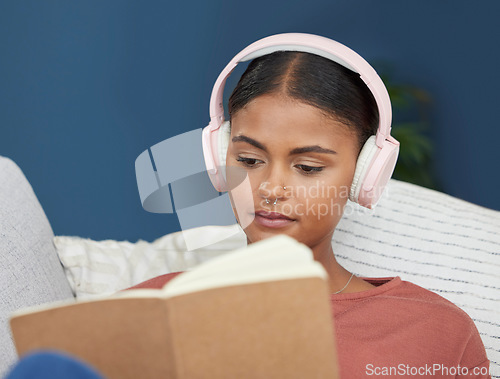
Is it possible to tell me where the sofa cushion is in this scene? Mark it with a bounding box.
[0,157,74,377]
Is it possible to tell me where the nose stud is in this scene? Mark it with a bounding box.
[264,186,287,205]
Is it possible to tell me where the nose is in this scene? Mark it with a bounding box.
[257,165,289,203]
[258,181,287,200]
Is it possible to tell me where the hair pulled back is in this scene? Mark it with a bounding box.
[228,51,379,151]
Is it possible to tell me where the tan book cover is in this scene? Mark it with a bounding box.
[10,235,339,379]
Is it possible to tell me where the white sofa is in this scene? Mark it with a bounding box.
[1,155,499,378]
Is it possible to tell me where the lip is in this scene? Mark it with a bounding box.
[255,211,293,220]
[253,210,295,229]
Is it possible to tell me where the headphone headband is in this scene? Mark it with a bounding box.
[208,33,392,147]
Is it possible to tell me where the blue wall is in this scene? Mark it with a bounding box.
[1,1,498,242]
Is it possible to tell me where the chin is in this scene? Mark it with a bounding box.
[243,224,297,246]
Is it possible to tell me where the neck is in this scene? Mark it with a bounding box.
[310,235,375,294]
[245,234,374,294]
[310,235,351,293]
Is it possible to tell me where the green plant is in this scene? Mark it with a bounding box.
[378,69,439,190]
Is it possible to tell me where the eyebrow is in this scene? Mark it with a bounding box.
[232,135,337,155]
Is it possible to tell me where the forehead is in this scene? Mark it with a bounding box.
[230,94,358,147]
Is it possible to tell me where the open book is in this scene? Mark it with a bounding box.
[10,235,339,379]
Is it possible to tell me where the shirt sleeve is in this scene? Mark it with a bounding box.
[457,322,491,378]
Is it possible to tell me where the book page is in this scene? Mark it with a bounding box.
[161,235,328,298]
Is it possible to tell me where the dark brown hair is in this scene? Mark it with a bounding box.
[228,51,379,151]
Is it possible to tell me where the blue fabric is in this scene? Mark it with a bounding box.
[6,351,105,379]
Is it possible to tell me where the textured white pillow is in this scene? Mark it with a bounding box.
[54,224,246,299]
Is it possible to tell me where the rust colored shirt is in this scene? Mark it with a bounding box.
[128,274,490,378]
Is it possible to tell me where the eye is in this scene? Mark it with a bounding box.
[236,156,263,168]
[236,157,324,174]
[296,164,325,175]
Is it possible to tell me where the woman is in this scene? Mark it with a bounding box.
[134,34,490,377]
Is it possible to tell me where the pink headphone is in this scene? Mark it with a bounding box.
[202,33,400,209]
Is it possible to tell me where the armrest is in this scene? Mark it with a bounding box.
[0,156,74,376]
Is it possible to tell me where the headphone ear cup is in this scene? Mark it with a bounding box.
[202,120,231,192]
[218,121,231,184]
[218,121,231,168]
[350,135,399,208]
[350,136,378,204]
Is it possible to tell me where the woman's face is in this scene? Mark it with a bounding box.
[226,93,360,255]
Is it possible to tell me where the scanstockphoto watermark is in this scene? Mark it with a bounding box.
[365,363,490,377]
[258,197,375,219]
[258,181,388,202]
[259,181,355,200]
[256,181,387,219]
